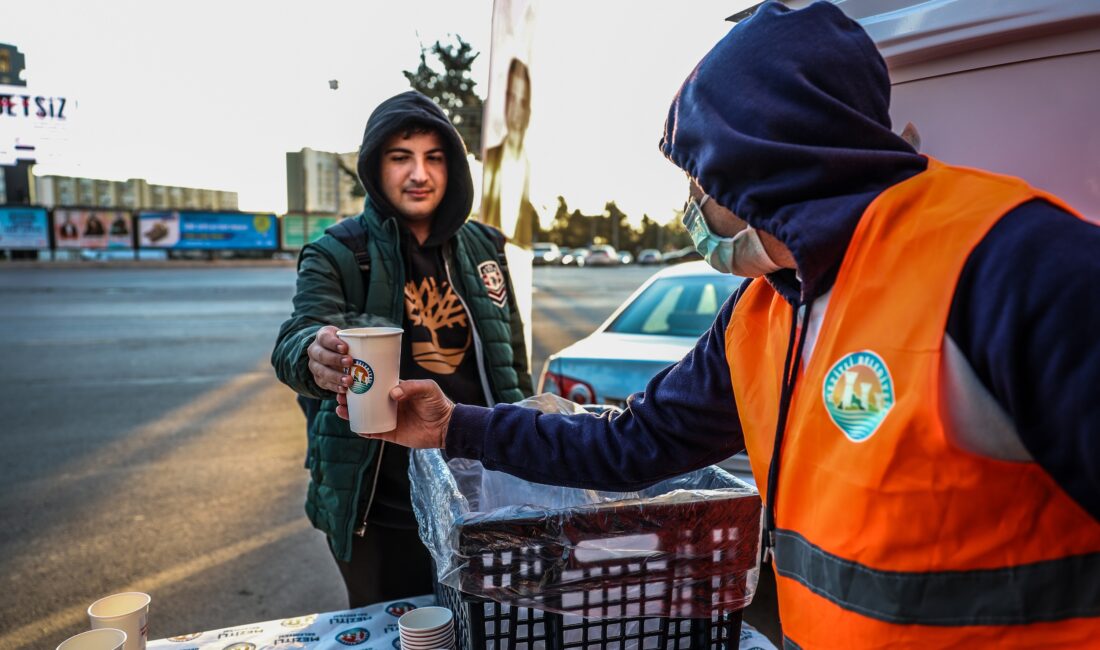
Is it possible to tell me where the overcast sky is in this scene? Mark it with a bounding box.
[3,1,754,223]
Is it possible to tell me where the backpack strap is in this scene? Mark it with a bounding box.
[326,218,371,275]
[299,218,372,433]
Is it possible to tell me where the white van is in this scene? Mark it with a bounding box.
[830,0,1100,221]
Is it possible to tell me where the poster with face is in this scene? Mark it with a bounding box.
[481,0,538,250]
[482,0,539,367]
[54,209,133,249]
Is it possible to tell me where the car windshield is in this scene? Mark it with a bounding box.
[606,275,741,337]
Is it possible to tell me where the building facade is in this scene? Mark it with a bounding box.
[33,174,238,211]
[286,147,361,216]
[0,43,26,87]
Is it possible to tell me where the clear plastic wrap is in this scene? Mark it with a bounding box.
[410,394,761,619]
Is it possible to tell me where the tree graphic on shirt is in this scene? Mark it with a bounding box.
[405,277,470,374]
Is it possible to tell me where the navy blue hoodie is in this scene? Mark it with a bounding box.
[444,1,1100,521]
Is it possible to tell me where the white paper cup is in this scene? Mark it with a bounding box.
[401,626,453,641]
[398,606,454,638]
[337,327,403,434]
[401,633,454,650]
[57,628,127,650]
[88,592,150,650]
[400,625,453,642]
[401,630,454,650]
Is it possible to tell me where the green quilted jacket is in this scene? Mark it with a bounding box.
[271,205,532,562]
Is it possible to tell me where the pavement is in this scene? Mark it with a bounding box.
[0,263,658,649]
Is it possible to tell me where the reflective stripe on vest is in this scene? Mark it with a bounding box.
[726,159,1100,648]
[775,529,1100,625]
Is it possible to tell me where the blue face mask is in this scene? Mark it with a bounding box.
[683,196,781,277]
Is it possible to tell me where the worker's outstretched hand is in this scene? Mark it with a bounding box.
[335,379,452,449]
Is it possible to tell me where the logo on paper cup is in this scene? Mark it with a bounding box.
[335,627,371,646]
[823,350,895,442]
[349,359,375,394]
[385,601,417,617]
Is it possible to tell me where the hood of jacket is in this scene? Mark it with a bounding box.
[357,90,474,247]
[660,0,927,302]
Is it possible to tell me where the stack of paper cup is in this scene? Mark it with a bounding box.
[397,606,455,650]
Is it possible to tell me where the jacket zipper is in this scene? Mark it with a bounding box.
[444,257,496,406]
[355,441,386,537]
[356,216,397,537]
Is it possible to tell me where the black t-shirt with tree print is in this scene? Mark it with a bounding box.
[367,235,487,529]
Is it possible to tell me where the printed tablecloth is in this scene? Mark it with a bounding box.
[149,594,776,650]
[149,594,435,650]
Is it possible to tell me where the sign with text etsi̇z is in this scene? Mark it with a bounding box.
[138,211,277,250]
[0,206,49,249]
[54,209,133,249]
[0,84,75,165]
[280,213,340,250]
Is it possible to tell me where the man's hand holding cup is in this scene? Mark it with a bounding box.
[307,325,352,394]
[336,379,452,449]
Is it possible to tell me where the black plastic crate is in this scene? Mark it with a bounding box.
[432,485,759,650]
[438,581,743,650]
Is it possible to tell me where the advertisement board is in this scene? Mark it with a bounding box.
[137,211,277,250]
[280,213,339,250]
[0,84,75,166]
[307,214,339,242]
[280,214,305,249]
[54,209,133,249]
[0,205,49,249]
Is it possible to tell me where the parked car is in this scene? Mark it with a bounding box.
[661,246,703,265]
[559,247,583,266]
[532,242,562,266]
[581,245,619,267]
[618,251,634,265]
[537,261,752,483]
[636,249,663,265]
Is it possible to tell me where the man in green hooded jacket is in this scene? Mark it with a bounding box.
[272,90,532,607]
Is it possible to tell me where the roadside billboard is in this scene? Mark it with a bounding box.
[280,213,340,250]
[137,211,277,250]
[54,208,133,249]
[0,205,49,249]
[0,84,75,166]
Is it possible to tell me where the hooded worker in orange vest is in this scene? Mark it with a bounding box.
[337,1,1100,647]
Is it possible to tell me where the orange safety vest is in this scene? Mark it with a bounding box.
[726,159,1100,649]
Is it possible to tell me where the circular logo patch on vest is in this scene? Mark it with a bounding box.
[822,350,895,442]
[349,359,374,394]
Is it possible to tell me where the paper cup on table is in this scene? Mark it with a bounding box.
[57,628,127,650]
[398,606,454,650]
[88,592,150,650]
[337,327,403,434]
